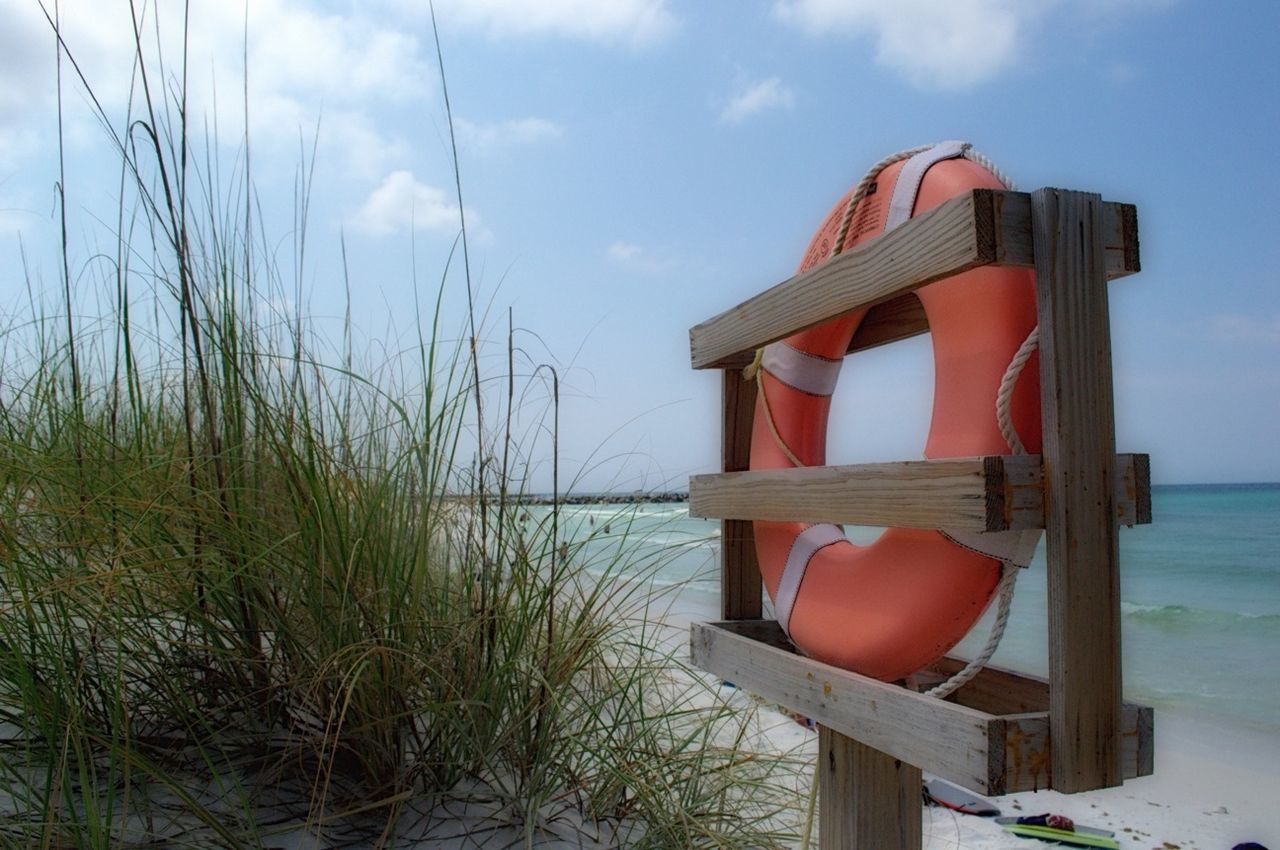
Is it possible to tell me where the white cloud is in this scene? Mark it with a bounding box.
[774,0,1047,90]
[454,117,564,152]
[351,171,465,237]
[606,240,672,274]
[425,0,677,47]
[719,77,795,125]
[1206,314,1280,346]
[1105,61,1139,84]
[0,127,38,172]
[0,0,430,180]
[607,241,644,262]
[0,206,37,242]
[773,0,1173,90]
[251,93,410,180]
[240,3,427,102]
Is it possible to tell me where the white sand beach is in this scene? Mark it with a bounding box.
[258,690,1277,849]
[750,702,1280,850]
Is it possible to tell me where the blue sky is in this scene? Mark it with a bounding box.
[1,0,1277,489]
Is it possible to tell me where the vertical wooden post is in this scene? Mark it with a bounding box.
[1031,188,1123,792]
[819,727,922,850]
[721,370,762,620]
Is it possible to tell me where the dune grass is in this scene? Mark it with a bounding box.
[0,5,806,848]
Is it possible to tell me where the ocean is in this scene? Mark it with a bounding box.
[549,483,1280,735]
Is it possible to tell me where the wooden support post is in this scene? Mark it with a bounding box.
[1032,188,1124,792]
[820,727,922,850]
[720,369,762,620]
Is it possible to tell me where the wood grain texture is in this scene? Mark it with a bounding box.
[924,658,1051,714]
[1128,453,1153,525]
[993,194,1140,281]
[689,192,1141,370]
[690,620,1004,793]
[1003,706,1154,792]
[840,199,1138,355]
[1032,188,1124,793]
[691,456,1023,531]
[926,658,1153,786]
[690,622,1153,794]
[690,190,997,370]
[820,727,922,850]
[689,453,1151,531]
[720,370,762,620]
[1120,203,1141,274]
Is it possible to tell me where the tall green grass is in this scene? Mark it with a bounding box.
[0,5,805,847]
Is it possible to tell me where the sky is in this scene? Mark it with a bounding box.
[1,0,1277,490]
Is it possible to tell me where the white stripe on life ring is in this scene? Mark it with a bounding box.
[885,140,970,232]
[762,342,842,397]
[776,523,846,637]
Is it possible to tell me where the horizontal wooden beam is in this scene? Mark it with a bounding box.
[691,190,996,370]
[690,192,1139,370]
[915,658,1155,790]
[691,620,1153,795]
[689,453,1150,531]
[1002,707,1153,793]
[692,619,1004,793]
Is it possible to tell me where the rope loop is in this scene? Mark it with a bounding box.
[924,560,1018,698]
[997,326,1040,455]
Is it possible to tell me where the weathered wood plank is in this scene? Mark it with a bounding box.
[690,192,1140,370]
[925,658,1154,785]
[1128,453,1153,525]
[692,622,1153,794]
[1120,202,1141,275]
[720,370,762,620]
[1003,705,1154,792]
[691,190,999,370]
[690,621,1004,793]
[820,727,922,850]
[1033,188,1124,793]
[843,199,1135,353]
[924,657,1051,714]
[691,456,1027,531]
[689,453,1151,531]
[993,194,1139,282]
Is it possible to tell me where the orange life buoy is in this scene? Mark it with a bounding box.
[750,142,1043,682]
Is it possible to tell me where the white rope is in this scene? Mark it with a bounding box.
[830,146,932,260]
[963,147,1017,192]
[753,364,804,468]
[925,560,1018,698]
[996,326,1040,455]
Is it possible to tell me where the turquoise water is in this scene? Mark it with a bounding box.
[552,484,1280,735]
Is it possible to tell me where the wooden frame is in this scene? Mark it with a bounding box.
[691,190,1139,370]
[691,620,1154,796]
[688,187,1151,847]
[691,453,1150,531]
